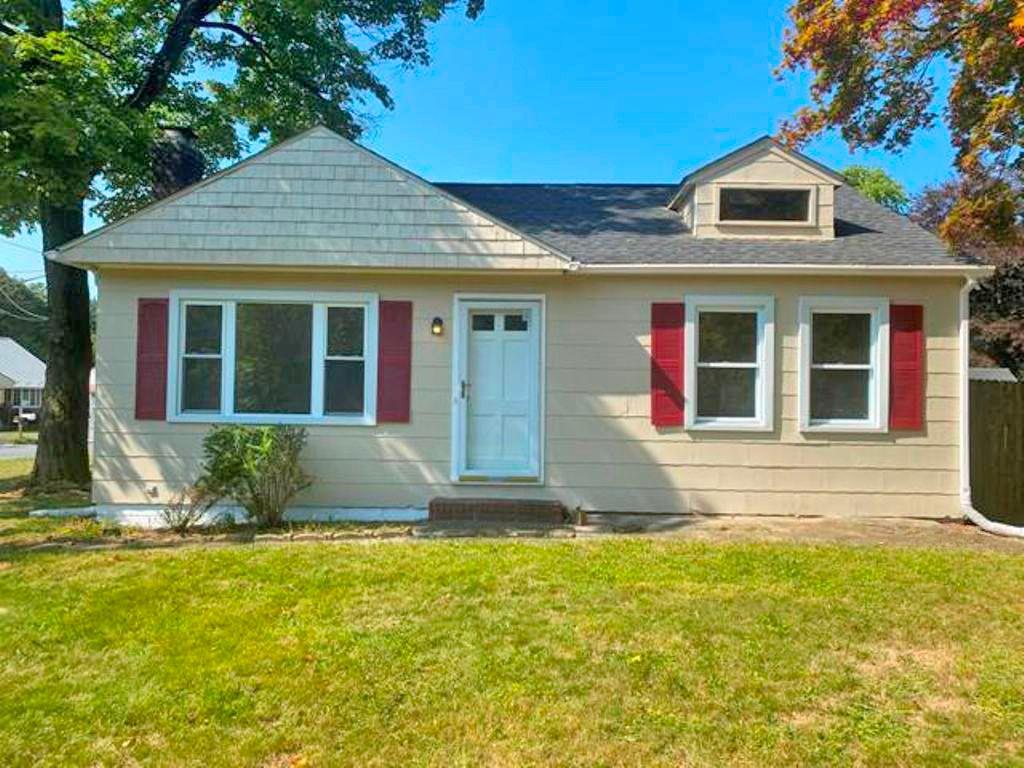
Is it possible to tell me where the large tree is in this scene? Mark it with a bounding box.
[911,175,1024,373]
[778,0,1023,243]
[0,0,483,485]
[842,165,909,213]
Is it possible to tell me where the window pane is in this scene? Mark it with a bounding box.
[471,314,494,331]
[810,369,870,420]
[182,358,221,412]
[504,313,528,332]
[325,360,365,415]
[719,188,810,222]
[698,311,757,363]
[234,303,312,414]
[697,368,757,418]
[185,305,222,354]
[327,307,364,357]
[812,313,871,364]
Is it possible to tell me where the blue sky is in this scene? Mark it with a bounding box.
[1,0,955,283]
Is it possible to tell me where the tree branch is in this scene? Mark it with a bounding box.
[125,0,223,111]
[1,19,118,64]
[195,20,340,111]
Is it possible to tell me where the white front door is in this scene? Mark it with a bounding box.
[454,299,542,482]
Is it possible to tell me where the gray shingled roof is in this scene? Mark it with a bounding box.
[0,337,45,388]
[436,183,966,267]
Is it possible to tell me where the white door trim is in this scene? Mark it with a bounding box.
[450,293,546,485]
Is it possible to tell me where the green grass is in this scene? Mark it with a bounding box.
[0,462,1023,766]
[0,458,97,549]
[0,430,37,445]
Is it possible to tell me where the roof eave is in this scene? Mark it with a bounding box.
[574,262,995,278]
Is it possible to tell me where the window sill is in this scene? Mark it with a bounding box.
[454,474,543,486]
[801,421,888,435]
[687,418,773,433]
[715,219,815,228]
[168,413,377,427]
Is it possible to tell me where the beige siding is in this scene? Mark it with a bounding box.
[93,269,963,518]
[63,127,567,272]
[692,146,836,240]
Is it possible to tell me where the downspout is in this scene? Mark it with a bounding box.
[959,278,1024,537]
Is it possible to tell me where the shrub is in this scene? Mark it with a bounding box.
[197,425,313,527]
[161,485,217,534]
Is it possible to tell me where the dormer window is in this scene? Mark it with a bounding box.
[718,187,813,224]
[668,136,844,240]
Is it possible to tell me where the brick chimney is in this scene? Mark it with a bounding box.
[152,126,204,199]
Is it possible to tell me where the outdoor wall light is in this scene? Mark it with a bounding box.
[431,317,445,337]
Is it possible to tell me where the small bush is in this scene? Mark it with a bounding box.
[161,485,217,534]
[197,425,313,528]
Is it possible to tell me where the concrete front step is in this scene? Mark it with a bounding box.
[428,497,569,525]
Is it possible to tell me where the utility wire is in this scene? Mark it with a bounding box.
[0,284,47,321]
[0,305,47,323]
[0,240,39,254]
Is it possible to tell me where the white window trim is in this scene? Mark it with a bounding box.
[798,296,889,433]
[167,289,379,426]
[713,183,818,227]
[684,294,775,432]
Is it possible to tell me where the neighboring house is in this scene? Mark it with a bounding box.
[0,337,45,426]
[969,367,1018,383]
[51,127,993,522]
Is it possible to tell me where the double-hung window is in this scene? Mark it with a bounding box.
[170,291,378,424]
[180,303,224,413]
[684,295,775,431]
[799,297,889,432]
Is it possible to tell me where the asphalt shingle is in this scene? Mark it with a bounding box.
[436,183,966,267]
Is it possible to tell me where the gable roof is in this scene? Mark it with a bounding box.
[0,337,45,388]
[53,126,570,272]
[675,135,846,189]
[436,183,970,267]
[51,125,981,274]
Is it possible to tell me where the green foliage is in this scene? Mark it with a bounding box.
[972,257,1024,375]
[197,424,312,527]
[779,0,1023,242]
[0,270,48,359]
[911,177,1024,374]
[0,0,485,227]
[0,269,97,360]
[841,165,909,214]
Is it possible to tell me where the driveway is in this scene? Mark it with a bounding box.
[0,443,36,460]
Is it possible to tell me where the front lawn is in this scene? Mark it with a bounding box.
[2,507,1024,766]
[0,458,96,549]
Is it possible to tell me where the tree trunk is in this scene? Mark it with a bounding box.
[30,200,92,487]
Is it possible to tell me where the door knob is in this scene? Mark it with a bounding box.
[460,380,470,399]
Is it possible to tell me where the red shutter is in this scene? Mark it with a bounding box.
[377,300,413,423]
[135,298,169,421]
[890,304,924,430]
[651,302,685,427]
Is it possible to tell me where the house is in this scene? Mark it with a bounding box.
[0,337,45,426]
[50,127,994,524]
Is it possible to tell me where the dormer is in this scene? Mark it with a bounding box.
[668,136,846,240]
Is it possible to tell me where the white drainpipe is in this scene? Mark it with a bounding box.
[959,278,1024,537]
